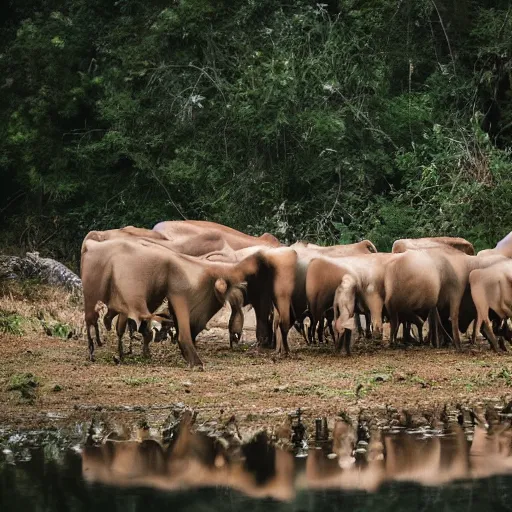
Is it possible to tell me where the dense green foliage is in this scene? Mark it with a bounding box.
[1,0,512,265]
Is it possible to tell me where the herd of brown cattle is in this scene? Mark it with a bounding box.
[80,220,512,369]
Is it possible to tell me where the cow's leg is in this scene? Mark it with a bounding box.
[308,320,316,344]
[126,320,136,354]
[411,314,424,345]
[116,315,128,361]
[470,320,477,345]
[354,314,363,340]
[94,322,103,347]
[169,295,204,368]
[472,314,482,347]
[364,312,372,339]
[139,321,152,358]
[317,317,325,344]
[403,321,411,344]
[389,311,399,347]
[366,294,383,340]
[334,329,343,353]
[344,329,352,356]
[428,309,439,348]
[274,296,292,356]
[482,319,500,352]
[327,314,335,343]
[302,312,313,344]
[449,301,462,351]
[86,322,95,362]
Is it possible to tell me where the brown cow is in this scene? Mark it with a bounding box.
[391,236,475,342]
[204,244,299,351]
[291,240,377,257]
[82,239,297,366]
[80,226,251,349]
[305,253,398,354]
[82,225,235,258]
[384,248,506,351]
[290,240,378,343]
[80,226,169,255]
[469,259,512,350]
[153,220,281,252]
[392,236,475,255]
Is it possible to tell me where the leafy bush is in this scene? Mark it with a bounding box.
[7,372,40,401]
[1,1,512,259]
[0,311,24,336]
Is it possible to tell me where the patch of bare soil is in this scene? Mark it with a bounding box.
[1,315,512,435]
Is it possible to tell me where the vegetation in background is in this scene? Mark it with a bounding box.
[1,0,511,266]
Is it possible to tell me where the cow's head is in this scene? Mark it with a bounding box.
[333,273,357,340]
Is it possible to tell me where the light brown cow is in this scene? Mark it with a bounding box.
[82,239,297,366]
[153,220,281,252]
[391,236,475,342]
[305,253,398,353]
[291,240,377,257]
[81,225,237,258]
[204,244,300,350]
[80,225,257,349]
[469,259,512,350]
[80,226,169,254]
[392,236,475,255]
[289,240,378,343]
[384,248,506,351]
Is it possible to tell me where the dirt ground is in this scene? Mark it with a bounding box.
[2,302,512,437]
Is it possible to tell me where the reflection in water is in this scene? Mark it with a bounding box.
[2,412,512,511]
[81,421,512,497]
[82,419,295,501]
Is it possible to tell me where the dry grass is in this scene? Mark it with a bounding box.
[0,280,83,337]
[1,280,512,435]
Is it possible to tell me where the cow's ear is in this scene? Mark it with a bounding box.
[214,278,228,296]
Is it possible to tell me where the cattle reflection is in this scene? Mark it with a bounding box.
[82,420,294,501]
[82,419,512,500]
[304,422,512,492]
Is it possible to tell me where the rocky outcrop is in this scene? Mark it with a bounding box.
[0,252,82,293]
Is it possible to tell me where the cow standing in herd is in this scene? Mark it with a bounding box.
[80,221,512,369]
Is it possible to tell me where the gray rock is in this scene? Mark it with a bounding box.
[0,252,82,293]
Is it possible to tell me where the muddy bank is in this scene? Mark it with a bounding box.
[2,323,512,431]
[2,280,512,433]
